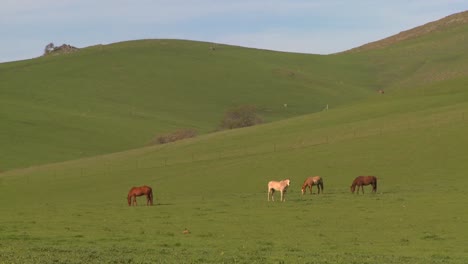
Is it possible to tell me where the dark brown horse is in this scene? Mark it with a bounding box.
[301,176,324,195]
[350,176,377,194]
[127,185,153,206]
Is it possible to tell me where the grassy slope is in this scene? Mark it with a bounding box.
[0,40,375,170]
[1,12,468,263]
[1,86,468,263]
[345,11,468,91]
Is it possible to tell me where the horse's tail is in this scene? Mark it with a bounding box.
[149,189,154,205]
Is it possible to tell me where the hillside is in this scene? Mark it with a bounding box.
[1,11,468,171]
[1,83,468,262]
[0,40,376,171]
[347,10,468,53]
[342,10,468,92]
[1,11,468,263]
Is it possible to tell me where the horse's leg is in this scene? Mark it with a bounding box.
[147,194,152,205]
[281,190,284,202]
[268,189,274,201]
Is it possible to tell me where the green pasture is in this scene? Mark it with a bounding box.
[1,89,468,263]
[2,28,467,171]
[1,15,468,263]
[0,39,375,171]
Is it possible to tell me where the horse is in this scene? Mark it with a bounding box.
[127,185,153,206]
[267,179,290,202]
[350,176,377,194]
[301,176,324,195]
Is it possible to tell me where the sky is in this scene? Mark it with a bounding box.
[1,0,467,63]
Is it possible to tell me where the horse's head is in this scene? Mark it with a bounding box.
[350,185,355,193]
[301,186,305,195]
[284,179,290,186]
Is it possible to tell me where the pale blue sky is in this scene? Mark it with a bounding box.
[1,0,467,62]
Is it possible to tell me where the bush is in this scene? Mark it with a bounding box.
[149,129,197,145]
[220,105,263,130]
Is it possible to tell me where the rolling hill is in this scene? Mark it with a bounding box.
[1,40,378,171]
[1,11,468,263]
[2,10,467,171]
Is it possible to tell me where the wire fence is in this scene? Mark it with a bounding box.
[2,110,467,182]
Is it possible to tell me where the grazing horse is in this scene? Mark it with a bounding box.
[301,176,324,195]
[267,179,290,202]
[127,185,153,206]
[350,176,377,194]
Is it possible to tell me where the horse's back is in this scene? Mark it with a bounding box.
[268,179,290,190]
[355,175,377,184]
[312,176,322,184]
[268,181,279,189]
[304,176,321,185]
[128,185,152,196]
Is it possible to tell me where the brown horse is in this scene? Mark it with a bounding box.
[301,176,324,195]
[350,176,377,194]
[268,179,290,202]
[127,185,153,206]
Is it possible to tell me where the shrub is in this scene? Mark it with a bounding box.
[149,129,197,145]
[220,105,263,130]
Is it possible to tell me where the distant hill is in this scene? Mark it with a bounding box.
[346,10,468,53]
[1,11,468,171]
[343,11,468,91]
[0,40,375,170]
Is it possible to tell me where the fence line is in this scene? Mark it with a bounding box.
[3,110,467,181]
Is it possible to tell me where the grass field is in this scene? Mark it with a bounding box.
[1,12,468,263]
[0,39,376,171]
[1,85,468,263]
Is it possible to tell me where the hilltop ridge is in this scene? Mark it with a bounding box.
[347,10,468,53]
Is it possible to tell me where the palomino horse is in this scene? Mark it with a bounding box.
[301,176,324,195]
[127,185,153,206]
[350,176,377,194]
[267,179,290,202]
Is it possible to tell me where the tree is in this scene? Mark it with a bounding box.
[220,105,263,129]
[44,43,55,55]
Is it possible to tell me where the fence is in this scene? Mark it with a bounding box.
[2,110,467,182]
